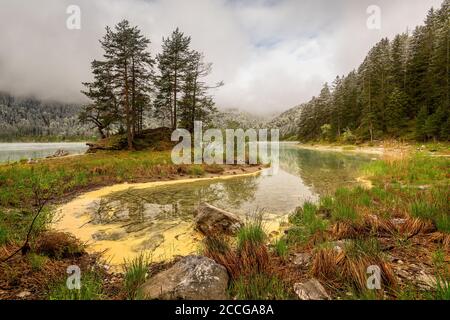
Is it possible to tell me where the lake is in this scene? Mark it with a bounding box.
[55,144,377,265]
[0,142,88,163]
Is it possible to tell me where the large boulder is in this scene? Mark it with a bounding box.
[294,278,330,300]
[195,203,243,236]
[140,255,229,300]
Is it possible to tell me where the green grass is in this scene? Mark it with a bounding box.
[432,277,450,300]
[229,273,292,300]
[0,208,54,245]
[364,153,450,186]
[272,238,288,259]
[344,238,382,259]
[432,248,447,270]
[123,253,151,300]
[48,271,103,300]
[344,287,384,300]
[331,202,359,223]
[237,218,266,250]
[0,225,8,245]
[409,186,450,233]
[28,253,48,271]
[187,165,205,176]
[287,202,328,244]
[410,200,437,220]
[0,150,173,207]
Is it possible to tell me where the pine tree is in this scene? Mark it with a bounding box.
[80,60,118,138]
[154,28,191,129]
[179,51,221,132]
[415,106,428,141]
[82,20,154,149]
[386,87,408,136]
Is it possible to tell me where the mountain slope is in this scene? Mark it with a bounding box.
[0,92,94,141]
[267,104,303,139]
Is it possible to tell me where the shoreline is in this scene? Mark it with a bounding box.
[295,143,385,155]
[53,167,265,268]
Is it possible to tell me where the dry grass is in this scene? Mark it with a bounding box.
[311,241,396,294]
[203,235,271,280]
[399,218,437,239]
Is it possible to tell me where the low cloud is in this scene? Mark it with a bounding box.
[0,0,443,114]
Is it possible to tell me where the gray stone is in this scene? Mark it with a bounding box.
[291,253,311,266]
[195,203,243,236]
[391,218,407,226]
[294,278,330,300]
[140,255,229,300]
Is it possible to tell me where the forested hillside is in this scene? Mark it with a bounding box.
[267,104,304,139]
[211,108,270,130]
[296,0,449,143]
[0,92,94,141]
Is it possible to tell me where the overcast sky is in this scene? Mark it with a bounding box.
[0,0,443,114]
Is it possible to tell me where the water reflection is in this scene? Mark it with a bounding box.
[88,145,374,240]
[58,145,376,263]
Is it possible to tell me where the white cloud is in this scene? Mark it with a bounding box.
[0,0,443,114]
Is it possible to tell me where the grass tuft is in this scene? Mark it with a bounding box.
[48,271,103,300]
[272,238,288,259]
[123,253,151,300]
[229,273,292,300]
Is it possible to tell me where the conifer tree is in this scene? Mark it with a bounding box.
[154,28,191,129]
[81,20,154,149]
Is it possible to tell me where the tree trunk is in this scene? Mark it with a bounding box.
[131,58,136,138]
[124,60,133,150]
[173,68,178,130]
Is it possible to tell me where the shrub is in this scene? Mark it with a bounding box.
[341,128,357,144]
[35,232,85,259]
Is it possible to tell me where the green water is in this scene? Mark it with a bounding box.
[87,145,376,242]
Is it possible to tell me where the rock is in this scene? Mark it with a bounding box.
[140,255,229,300]
[391,218,407,225]
[294,278,330,300]
[291,253,311,266]
[330,240,349,254]
[17,291,31,298]
[395,269,410,279]
[194,203,243,236]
